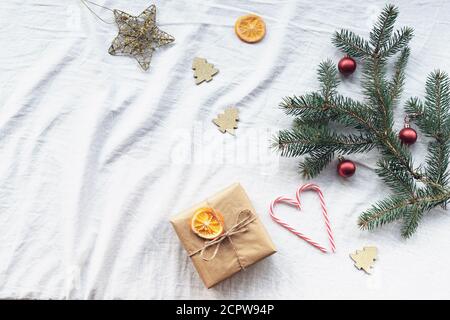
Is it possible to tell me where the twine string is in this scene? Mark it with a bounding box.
[80,0,115,25]
[189,209,256,270]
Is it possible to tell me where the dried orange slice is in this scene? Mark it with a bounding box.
[191,207,224,240]
[234,14,266,43]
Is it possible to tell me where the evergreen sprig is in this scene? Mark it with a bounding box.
[274,4,450,238]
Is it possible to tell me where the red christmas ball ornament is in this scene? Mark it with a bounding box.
[399,115,418,145]
[337,158,356,178]
[399,127,417,145]
[338,56,357,75]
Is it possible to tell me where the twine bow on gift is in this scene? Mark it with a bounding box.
[189,209,257,270]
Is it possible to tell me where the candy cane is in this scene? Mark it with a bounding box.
[269,183,336,253]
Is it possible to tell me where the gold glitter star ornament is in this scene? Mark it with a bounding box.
[108,5,174,70]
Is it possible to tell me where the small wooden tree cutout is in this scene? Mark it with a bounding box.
[213,107,239,135]
[350,246,378,274]
[192,57,219,85]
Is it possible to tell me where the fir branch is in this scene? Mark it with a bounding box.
[376,159,416,197]
[401,188,450,237]
[413,188,450,210]
[423,71,450,137]
[279,61,340,124]
[332,30,371,58]
[405,97,425,126]
[370,4,398,54]
[381,27,414,57]
[360,189,450,233]
[408,71,450,188]
[426,141,450,187]
[331,94,378,131]
[401,205,424,238]
[275,125,375,157]
[275,4,450,238]
[280,93,325,117]
[275,125,327,157]
[318,59,340,100]
[300,150,334,179]
[389,47,410,104]
[362,56,393,129]
[376,131,420,183]
[358,195,408,230]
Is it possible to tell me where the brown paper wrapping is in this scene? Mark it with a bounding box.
[170,183,276,288]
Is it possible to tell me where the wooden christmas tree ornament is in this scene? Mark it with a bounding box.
[192,57,219,85]
[350,246,378,274]
[213,107,239,135]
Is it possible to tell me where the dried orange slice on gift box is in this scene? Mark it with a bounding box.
[191,207,224,240]
[234,14,266,43]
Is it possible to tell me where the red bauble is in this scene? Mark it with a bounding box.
[338,56,357,75]
[337,159,356,178]
[399,127,417,145]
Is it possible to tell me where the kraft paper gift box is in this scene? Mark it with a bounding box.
[170,183,276,288]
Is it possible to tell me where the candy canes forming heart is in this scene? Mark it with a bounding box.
[269,183,336,253]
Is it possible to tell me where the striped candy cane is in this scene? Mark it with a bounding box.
[269,183,336,253]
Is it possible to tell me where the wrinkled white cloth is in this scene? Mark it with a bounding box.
[0,0,449,300]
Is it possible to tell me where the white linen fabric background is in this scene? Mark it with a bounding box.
[0,0,449,299]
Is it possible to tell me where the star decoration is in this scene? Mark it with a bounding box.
[108,5,174,70]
